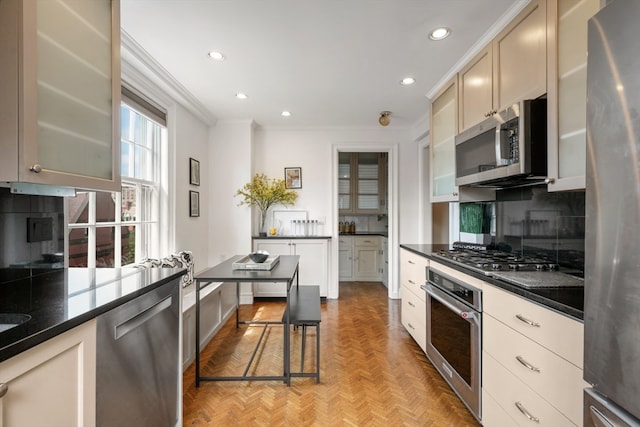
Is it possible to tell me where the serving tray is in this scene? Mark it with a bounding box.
[232,255,280,270]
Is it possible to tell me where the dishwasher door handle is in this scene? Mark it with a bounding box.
[115,296,173,340]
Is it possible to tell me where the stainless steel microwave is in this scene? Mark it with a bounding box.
[455,99,547,188]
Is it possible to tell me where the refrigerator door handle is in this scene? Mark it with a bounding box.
[589,405,616,427]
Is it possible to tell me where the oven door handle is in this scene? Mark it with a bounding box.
[421,284,479,324]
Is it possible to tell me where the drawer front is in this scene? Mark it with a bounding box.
[400,249,428,296]
[401,287,426,352]
[354,236,380,248]
[483,352,576,427]
[482,389,518,427]
[484,314,585,425]
[483,284,583,367]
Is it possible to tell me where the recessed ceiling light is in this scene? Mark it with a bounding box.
[281,111,292,117]
[400,77,416,86]
[429,27,451,41]
[207,51,225,61]
[236,93,248,99]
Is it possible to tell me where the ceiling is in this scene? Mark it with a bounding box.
[120,0,527,129]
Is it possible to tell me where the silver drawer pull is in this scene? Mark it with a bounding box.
[407,322,415,330]
[0,383,8,398]
[408,301,415,307]
[516,314,540,327]
[516,355,541,372]
[408,260,415,264]
[515,401,540,423]
[408,279,415,284]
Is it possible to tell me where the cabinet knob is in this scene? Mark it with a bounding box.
[452,192,458,197]
[29,164,42,173]
[0,382,8,398]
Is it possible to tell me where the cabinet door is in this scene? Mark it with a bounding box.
[338,152,352,212]
[253,240,291,297]
[493,0,547,111]
[0,320,96,427]
[0,0,120,192]
[338,237,353,281]
[338,153,388,214]
[430,77,459,202]
[458,45,494,132]
[291,240,328,296]
[547,0,601,191]
[353,237,380,281]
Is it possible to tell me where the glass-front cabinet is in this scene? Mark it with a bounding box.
[547,0,602,191]
[338,152,387,214]
[0,0,121,192]
[430,77,458,202]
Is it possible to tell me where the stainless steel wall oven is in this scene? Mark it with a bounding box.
[422,264,482,421]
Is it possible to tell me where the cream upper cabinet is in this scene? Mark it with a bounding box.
[0,320,97,427]
[547,0,602,191]
[430,77,459,202]
[458,0,547,133]
[458,45,494,132]
[0,0,121,192]
[493,0,547,111]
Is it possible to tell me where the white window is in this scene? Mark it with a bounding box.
[66,93,166,267]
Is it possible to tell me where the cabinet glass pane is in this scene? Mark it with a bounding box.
[432,83,457,197]
[556,0,599,180]
[358,195,379,210]
[36,0,113,179]
[338,179,350,193]
[339,195,350,210]
[358,180,378,194]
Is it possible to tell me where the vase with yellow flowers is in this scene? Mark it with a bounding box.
[235,173,298,236]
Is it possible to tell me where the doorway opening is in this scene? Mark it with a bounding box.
[337,151,389,292]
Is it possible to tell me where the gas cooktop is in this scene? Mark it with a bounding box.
[432,243,583,289]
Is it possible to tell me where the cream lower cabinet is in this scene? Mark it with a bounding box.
[400,248,428,352]
[482,284,588,426]
[380,237,388,288]
[253,239,328,297]
[353,236,380,281]
[338,236,354,281]
[0,320,97,427]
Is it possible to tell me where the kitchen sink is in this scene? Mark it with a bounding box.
[0,313,31,333]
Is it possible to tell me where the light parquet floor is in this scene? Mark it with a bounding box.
[183,282,481,427]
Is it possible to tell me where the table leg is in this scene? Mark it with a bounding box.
[235,281,240,328]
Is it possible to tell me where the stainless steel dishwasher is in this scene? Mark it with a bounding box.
[96,278,180,427]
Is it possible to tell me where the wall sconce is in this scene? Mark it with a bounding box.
[379,111,391,126]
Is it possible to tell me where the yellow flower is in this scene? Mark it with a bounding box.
[235,173,298,213]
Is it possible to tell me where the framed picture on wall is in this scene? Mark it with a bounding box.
[189,191,200,217]
[284,167,302,189]
[189,158,200,186]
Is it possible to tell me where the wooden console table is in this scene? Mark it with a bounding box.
[194,255,299,386]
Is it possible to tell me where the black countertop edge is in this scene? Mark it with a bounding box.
[399,244,583,322]
[0,267,186,363]
[252,235,332,239]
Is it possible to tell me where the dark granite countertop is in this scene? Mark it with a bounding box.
[338,232,388,237]
[0,267,185,362]
[400,244,584,321]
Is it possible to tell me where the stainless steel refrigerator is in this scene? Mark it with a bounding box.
[585,0,640,425]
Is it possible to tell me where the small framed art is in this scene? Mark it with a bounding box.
[189,158,200,186]
[284,167,302,189]
[189,191,200,217]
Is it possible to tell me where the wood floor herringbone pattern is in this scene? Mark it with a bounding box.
[183,282,481,427]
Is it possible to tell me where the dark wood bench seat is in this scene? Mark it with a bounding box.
[285,285,321,383]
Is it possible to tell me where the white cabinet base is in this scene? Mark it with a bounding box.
[0,320,97,427]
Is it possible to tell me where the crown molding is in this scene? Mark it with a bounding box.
[121,30,217,126]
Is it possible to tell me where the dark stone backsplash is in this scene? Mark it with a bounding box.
[0,187,64,270]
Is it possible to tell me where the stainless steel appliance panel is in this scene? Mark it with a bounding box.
[585,0,640,423]
[96,279,181,427]
[584,388,640,427]
[422,267,481,421]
